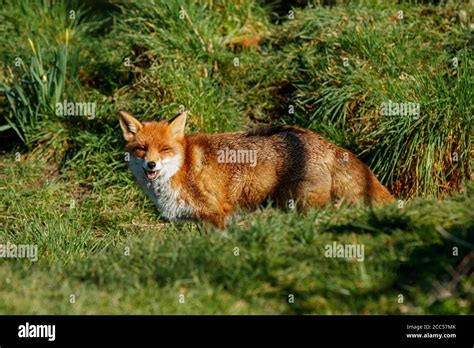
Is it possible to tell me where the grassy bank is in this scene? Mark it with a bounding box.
[0,0,472,314]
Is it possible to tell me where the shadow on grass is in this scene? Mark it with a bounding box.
[326,208,415,235]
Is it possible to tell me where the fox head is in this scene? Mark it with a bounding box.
[119,110,187,182]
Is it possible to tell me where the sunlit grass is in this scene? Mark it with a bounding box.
[0,0,472,314]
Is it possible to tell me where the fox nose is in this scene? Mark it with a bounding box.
[147,161,156,170]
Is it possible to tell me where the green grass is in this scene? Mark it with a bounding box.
[0,0,473,314]
[0,156,472,314]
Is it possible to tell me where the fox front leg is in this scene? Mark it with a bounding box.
[198,211,227,229]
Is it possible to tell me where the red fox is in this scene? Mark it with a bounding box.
[119,110,394,228]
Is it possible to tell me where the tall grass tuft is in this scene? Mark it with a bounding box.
[0,1,101,158]
[272,3,473,197]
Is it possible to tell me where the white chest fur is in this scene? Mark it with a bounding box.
[128,155,195,222]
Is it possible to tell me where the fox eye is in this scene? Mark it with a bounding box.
[134,146,146,152]
[161,147,171,153]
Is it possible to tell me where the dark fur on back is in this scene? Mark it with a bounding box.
[245,125,308,138]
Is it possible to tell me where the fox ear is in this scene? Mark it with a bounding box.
[168,110,187,138]
[119,111,142,142]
